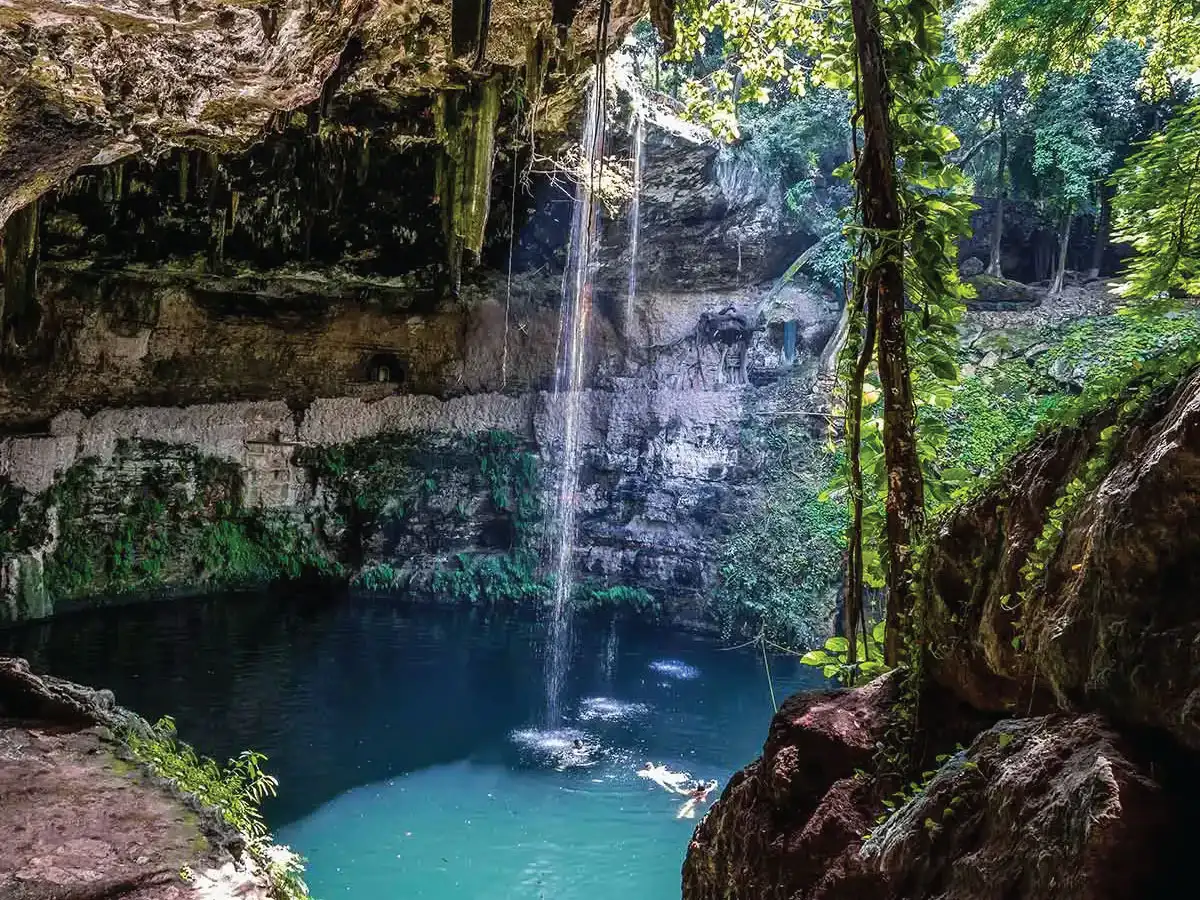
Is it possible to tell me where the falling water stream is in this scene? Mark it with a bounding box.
[545,71,606,724]
[625,109,645,332]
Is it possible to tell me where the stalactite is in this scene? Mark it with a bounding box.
[206,161,229,271]
[2,199,41,348]
[436,76,501,291]
[179,151,190,203]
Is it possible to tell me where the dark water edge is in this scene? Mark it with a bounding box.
[0,587,817,829]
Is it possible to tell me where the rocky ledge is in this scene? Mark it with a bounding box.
[683,364,1200,900]
[0,657,277,900]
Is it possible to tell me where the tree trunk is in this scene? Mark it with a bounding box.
[841,272,877,675]
[1088,190,1110,279]
[986,96,1007,278]
[819,294,853,378]
[850,0,924,668]
[1050,212,1072,297]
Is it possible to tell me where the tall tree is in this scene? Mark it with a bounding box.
[960,0,1200,300]
[848,0,924,665]
[667,0,972,671]
[1030,76,1110,296]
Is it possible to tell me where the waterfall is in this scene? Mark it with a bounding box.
[545,70,606,725]
[624,110,645,333]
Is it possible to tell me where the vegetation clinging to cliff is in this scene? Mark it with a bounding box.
[714,419,845,646]
[124,715,310,899]
[21,441,336,612]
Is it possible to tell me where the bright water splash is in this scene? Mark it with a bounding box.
[509,728,605,770]
[578,697,650,723]
[545,71,606,725]
[648,659,701,680]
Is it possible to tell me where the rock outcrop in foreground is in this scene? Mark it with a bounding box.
[0,657,275,899]
[684,365,1200,900]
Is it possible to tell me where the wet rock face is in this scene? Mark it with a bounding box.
[922,368,1200,749]
[602,126,809,290]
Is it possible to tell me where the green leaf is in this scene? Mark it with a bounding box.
[800,650,833,666]
[824,636,850,653]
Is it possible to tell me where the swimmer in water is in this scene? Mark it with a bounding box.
[573,739,584,750]
[676,779,718,819]
[638,762,691,794]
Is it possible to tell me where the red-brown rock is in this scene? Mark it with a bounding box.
[0,657,274,899]
[681,674,898,900]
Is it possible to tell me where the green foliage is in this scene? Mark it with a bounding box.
[305,429,534,525]
[430,550,549,606]
[957,0,1198,303]
[470,429,541,542]
[193,513,336,583]
[665,0,822,140]
[863,742,969,842]
[124,716,310,900]
[826,307,1200,587]
[931,358,1061,476]
[1030,77,1111,218]
[35,444,336,602]
[799,621,889,684]
[730,89,855,287]
[714,422,846,644]
[575,584,660,614]
[1112,101,1200,301]
[352,563,401,592]
[956,0,1200,98]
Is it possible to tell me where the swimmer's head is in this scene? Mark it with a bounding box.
[573,739,584,750]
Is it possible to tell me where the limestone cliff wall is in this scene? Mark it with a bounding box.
[0,277,836,623]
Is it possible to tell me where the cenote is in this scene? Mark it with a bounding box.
[0,590,823,898]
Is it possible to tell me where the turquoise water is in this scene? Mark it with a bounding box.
[0,591,823,898]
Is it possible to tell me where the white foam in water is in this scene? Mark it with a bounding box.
[648,659,700,680]
[510,728,603,770]
[577,697,650,722]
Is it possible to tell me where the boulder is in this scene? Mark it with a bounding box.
[922,367,1200,749]
[0,656,143,733]
[683,675,899,900]
[959,257,985,277]
[966,275,1040,310]
[0,658,275,898]
[861,714,1176,900]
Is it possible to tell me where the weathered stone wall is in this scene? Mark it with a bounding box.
[0,289,837,623]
